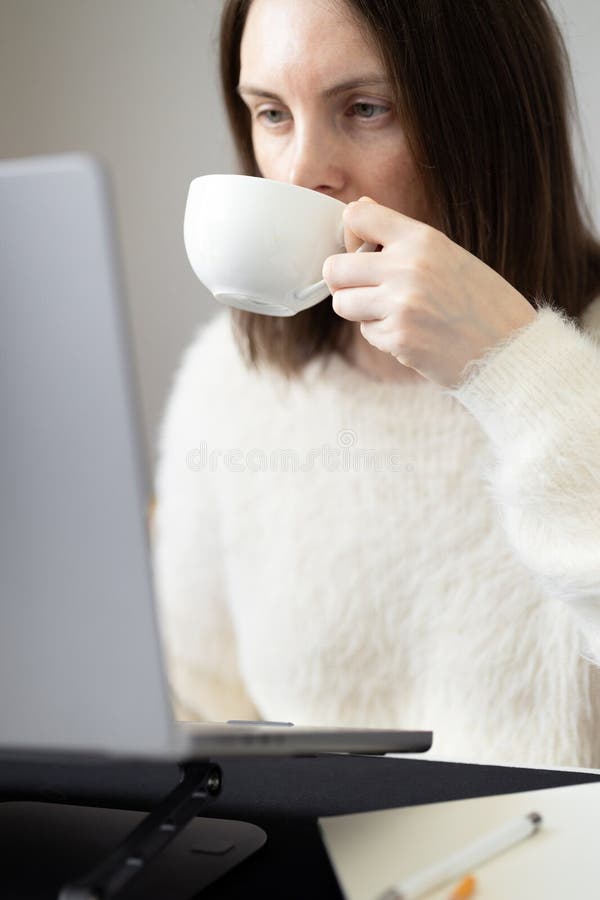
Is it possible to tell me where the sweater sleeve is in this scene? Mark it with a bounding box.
[152,315,259,721]
[448,298,600,663]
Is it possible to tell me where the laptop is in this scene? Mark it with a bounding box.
[0,153,432,763]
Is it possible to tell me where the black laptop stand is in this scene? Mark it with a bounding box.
[57,762,222,899]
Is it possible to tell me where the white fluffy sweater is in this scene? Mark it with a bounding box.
[153,299,600,768]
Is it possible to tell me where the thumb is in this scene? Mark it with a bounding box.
[344,196,376,253]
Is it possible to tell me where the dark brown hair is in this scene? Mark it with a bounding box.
[219,0,600,376]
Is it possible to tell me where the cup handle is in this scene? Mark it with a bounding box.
[292,242,376,311]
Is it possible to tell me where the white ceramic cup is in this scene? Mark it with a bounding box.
[184,174,365,317]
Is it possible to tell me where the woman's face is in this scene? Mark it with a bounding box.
[238,0,431,222]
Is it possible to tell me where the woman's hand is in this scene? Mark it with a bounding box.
[322,198,537,388]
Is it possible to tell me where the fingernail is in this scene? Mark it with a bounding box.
[358,195,375,202]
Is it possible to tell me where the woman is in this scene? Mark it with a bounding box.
[153,0,600,767]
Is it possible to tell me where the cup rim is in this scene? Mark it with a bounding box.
[189,173,347,213]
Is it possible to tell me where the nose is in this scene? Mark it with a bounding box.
[287,122,345,197]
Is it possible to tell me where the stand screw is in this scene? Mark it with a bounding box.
[207,769,222,795]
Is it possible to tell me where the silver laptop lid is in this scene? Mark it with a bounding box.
[0,154,175,759]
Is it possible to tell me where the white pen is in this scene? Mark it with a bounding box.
[376,811,543,900]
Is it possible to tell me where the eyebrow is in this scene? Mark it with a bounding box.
[236,76,391,101]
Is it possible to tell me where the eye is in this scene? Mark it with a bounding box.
[348,101,390,119]
[256,108,290,126]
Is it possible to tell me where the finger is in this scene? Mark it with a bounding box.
[343,195,375,252]
[322,251,381,291]
[343,222,363,253]
[331,286,386,322]
[343,197,419,248]
[359,318,403,356]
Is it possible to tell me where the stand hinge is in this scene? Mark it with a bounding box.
[58,761,222,900]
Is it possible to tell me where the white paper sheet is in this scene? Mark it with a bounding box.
[319,780,600,900]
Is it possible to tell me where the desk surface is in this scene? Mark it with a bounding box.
[1,755,599,899]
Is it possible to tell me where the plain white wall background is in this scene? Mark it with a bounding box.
[1,0,599,467]
[0,0,233,468]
